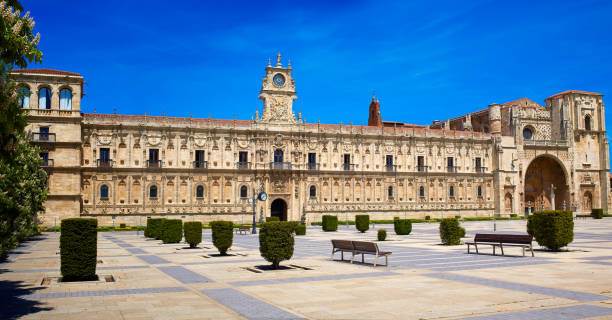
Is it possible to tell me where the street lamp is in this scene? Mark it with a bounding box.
[250,185,267,234]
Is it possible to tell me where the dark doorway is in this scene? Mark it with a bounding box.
[270,198,287,221]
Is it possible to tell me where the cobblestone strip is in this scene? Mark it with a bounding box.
[157,266,212,284]
[229,271,399,287]
[456,304,612,320]
[424,273,610,302]
[202,288,305,320]
[135,255,171,264]
[21,286,188,300]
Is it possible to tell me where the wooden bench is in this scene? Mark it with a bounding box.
[235,226,251,235]
[575,214,591,220]
[466,233,534,257]
[331,240,392,267]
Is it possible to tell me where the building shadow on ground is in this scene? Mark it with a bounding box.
[0,279,52,319]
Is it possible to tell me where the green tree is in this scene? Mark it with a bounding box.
[0,0,45,260]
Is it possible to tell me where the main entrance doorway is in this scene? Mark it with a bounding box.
[270,198,287,221]
[524,155,568,212]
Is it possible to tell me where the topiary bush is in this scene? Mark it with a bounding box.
[393,218,412,235]
[529,210,574,251]
[592,209,604,219]
[162,219,183,243]
[377,229,387,241]
[439,218,464,245]
[259,221,295,269]
[183,222,202,248]
[146,218,165,239]
[355,215,370,233]
[266,216,280,222]
[425,215,431,221]
[119,223,126,228]
[322,215,338,231]
[210,221,234,255]
[295,224,306,235]
[510,213,518,218]
[60,218,98,281]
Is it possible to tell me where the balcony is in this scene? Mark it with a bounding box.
[97,159,114,168]
[237,162,251,170]
[193,161,208,169]
[307,163,320,170]
[385,164,397,172]
[270,162,292,170]
[343,163,355,171]
[524,139,568,148]
[417,165,428,172]
[446,166,458,173]
[475,166,487,173]
[147,160,162,168]
[40,159,54,168]
[32,132,56,142]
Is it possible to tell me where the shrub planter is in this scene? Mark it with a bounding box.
[184,222,202,248]
[377,229,387,241]
[259,222,295,269]
[393,218,412,235]
[162,219,182,244]
[322,215,338,231]
[355,215,370,233]
[439,218,465,245]
[210,221,234,255]
[592,209,604,219]
[295,224,306,235]
[529,210,574,251]
[60,218,98,281]
[146,218,165,240]
[266,216,280,222]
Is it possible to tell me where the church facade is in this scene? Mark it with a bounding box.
[12,55,610,226]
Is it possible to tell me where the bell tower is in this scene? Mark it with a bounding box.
[259,53,297,123]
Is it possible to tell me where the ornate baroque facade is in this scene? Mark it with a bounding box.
[12,55,610,226]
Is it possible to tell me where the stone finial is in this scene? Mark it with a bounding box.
[255,109,259,120]
[276,53,282,67]
[268,57,271,67]
[288,59,292,69]
[298,110,302,120]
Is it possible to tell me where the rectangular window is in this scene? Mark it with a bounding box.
[447,157,454,167]
[40,152,49,161]
[100,148,110,161]
[149,149,159,161]
[386,155,393,166]
[195,150,205,162]
[417,156,425,172]
[308,153,316,164]
[343,154,351,164]
[239,151,248,163]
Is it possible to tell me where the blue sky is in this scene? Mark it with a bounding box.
[21,0,612,128]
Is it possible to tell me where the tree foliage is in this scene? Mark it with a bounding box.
[0,0,45,260]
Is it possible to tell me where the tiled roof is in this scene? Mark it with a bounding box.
[546,90,602,100]
[502,97,545,110]
[11,68,82,77]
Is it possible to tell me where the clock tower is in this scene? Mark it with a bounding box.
[259,53,297,123]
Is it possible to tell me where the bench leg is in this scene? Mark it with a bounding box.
[331,249,335,261]
[493,246,495,255]
[475,243,478,254]
[362,253,365,264]
[531,245,534,257]
[467,244,470,254]
[500,244,504,256]
[386,255,388,266]
[522,246,525,257]
[351,252,355,264]
[341,251,344,261]
[374,255,377,267]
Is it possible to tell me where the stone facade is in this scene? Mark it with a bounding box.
[12,57,610,226]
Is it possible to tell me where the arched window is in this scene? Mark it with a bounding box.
[449,186,455,197]
[309,185,316,198]
[149,185,158,199]
[39,87,51,109]
[60,88,72,110]
[477,185,482,197]
[274,149,283,163]
[419,186,425,197]
[240,185,248,198]
[585,115,591,131]
[523,127,533,140]
[196,185,204,198]
[100,185,109,199]
[388,186,393,198]
[18,87,30,108]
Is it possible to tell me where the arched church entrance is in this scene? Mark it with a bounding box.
[524,155,568,212]
[270,198,288,221]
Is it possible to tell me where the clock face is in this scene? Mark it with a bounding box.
[272,74,285,87]
[259,192,268,201]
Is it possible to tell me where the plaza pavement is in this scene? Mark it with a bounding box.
[1,219,612,319]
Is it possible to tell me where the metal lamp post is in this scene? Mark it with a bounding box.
[251,184,267,234]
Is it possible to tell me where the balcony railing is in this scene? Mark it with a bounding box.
[446,166,458,173]
[97,159,114,168]
[32,132,56,142]
[40,159,54,167]
[307,163,320,170]
[385,164,397,172]
[524,139,568,147]
[237,162,251,170]
[193,160,208,169]
[417,165,428,172]
[343,163,355,171]
[147,159,162,168]
[475,166,487,173]
[270,162,292,170]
